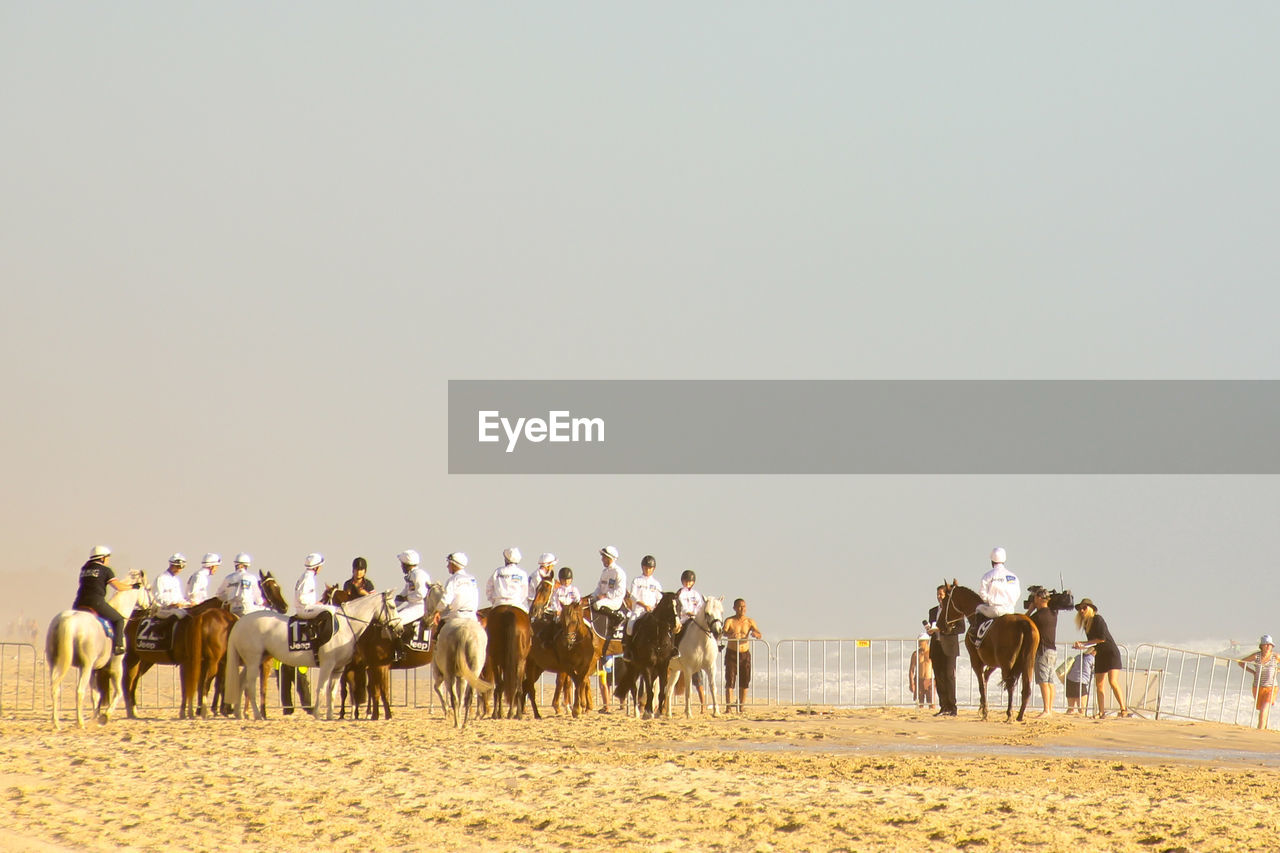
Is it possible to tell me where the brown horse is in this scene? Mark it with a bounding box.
[613,591,680,719]
[484,605,533,719]
[521,600,597,719]
[122,572,288,719]
[939,580,1040,722]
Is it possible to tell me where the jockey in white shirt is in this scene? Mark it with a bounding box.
[294,553,334,619]
[625,555,663,636]
[217,553,265,617]
[676,570,705,628]
[551,566,581,615]
[154,553,192,614]
[187,553,220,604]
[395,549,431,624]
[590,546,626,611]
[487,547,530,611]
[976,546,1020,621]
[439,553,479,623]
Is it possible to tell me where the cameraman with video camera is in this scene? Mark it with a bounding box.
[1025,585,1074,716]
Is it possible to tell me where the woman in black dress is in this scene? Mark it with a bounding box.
[1072,598,1130,718]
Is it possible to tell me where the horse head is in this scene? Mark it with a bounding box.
[378,590,402,631]
[258,571,289,613]
[655,591,680,634]
[529,579,554,621]
[702,596,726,639]
[320,583,340,605]
[940,579,980,622]
[424,583,446,623]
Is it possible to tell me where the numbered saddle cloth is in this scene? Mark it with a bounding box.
[967,618,994,651]
[404,618,432,652]
[287,613,337,652]
[135,616,177,654]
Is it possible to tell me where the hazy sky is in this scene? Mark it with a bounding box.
[3,5,1277,647]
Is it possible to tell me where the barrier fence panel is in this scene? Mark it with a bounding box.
[1128,643,1275,729]
[774,639,920,708]
[0,643,41,714]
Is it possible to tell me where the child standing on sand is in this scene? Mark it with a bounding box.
[1238,634,1278,730]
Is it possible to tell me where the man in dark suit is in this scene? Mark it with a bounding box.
[927,584,965,716]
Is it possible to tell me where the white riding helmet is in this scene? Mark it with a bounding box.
[168,552,187,566]
[304,552,324,570]
[202,553,222,567]
[398,549,421,567]
[90,545,112,560]
[600,545,619,560]
[538,552,557,566]
[1262,635,1275,647]
[234,552,252,567]
[447,552,469,569]
[503,547,522,564]
[990,547,1007,564]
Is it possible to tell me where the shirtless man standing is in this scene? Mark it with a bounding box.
[723,598,763,712]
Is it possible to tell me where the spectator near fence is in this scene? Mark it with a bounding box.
[723,598,762,713]
[1237,634,1278,731]
[1059,648,1095,714]
[908,634,934,709]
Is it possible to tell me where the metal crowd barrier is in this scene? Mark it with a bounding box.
[1127,643,1278,730]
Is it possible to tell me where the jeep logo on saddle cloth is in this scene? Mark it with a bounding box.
[135,617,173,653]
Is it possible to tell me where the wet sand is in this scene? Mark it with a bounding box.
[3,698,1279,852]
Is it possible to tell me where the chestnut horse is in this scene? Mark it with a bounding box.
[521,600,597,719]
[939,580,1040,722]
[484,605,533,719]
[123,571,288,720]
[340,583,439,721]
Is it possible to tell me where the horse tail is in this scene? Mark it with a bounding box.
[457,626,495,695]
[46,613,74,681]
[1002,618,1039,691]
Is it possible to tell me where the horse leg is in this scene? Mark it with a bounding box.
[75,664,92,729]
[101,662,124,724]
[977,664,991,721]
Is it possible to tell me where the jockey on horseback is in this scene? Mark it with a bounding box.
[187,553,221,604]
[394,550,430,622]
[393,550,430,661]
[673,570,717,652]
[72,545,137,655]
[551,566,580,615]
[217,553,264,617]
[487,547,530,611]
[439,552,479,623]
[154,553,193,615]
[588,545,627,639]
[623,555,663,652]
[294,553,335,618]
[972,546,1020,639]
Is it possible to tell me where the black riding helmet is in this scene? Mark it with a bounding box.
[558,566,573,581]
[681,570,696,584]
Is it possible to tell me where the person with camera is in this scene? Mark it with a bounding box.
[1025,585,1075,716]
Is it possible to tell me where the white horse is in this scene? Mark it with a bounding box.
[423,584,494,730]
[47,571,153,730]
[432,618,493,730]
[224,591,400,720]
[666,596,725,719]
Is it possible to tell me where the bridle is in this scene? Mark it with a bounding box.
[337,591,399,634]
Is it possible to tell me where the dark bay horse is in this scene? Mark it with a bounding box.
[939,580,1040,722]
[123,571,288,719]
[336,583,439,721]
[485,604,533,719]
[613,591,680,719]
[521,600,597,719]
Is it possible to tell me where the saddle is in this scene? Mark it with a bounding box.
[73,606,116,642]
[287,612,337,652]
[589,608,625,642]
[135,616,178,654]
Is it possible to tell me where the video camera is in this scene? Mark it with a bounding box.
[1024,586,1074,611]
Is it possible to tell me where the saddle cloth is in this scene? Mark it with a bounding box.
[73,606,116,642]
[287,613,337,652]
[135,616,177,654]
[403,618,432,652]
[968,618,994,651]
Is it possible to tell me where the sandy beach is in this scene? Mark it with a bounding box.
[3,696,1279,852]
